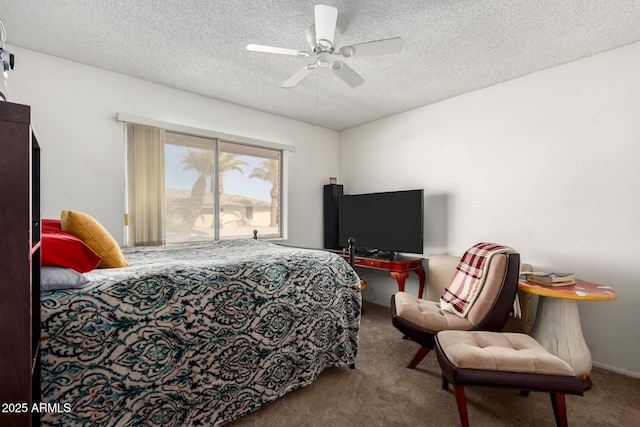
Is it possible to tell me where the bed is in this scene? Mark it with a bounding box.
[40,239,361,426]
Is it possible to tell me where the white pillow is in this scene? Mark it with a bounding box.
[41,266,90,291]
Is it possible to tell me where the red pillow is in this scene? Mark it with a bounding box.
[42,229,103,273]
[43,218,62,232]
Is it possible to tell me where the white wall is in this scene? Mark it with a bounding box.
[6,46,339,248]
[339,42,640,376]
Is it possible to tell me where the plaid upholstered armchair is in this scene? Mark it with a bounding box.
[391,243,521,368]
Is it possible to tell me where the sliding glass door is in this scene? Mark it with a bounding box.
[128,126,282,246]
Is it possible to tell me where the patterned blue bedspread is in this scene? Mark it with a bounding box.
[40,240,361,426]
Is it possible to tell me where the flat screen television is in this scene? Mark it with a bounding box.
[338,189,424,255]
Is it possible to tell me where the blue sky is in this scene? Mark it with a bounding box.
[165,145,272,201]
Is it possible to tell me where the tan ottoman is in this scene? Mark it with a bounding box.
[434,331,584,427]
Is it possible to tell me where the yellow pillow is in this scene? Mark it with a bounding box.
[61,210,128,268]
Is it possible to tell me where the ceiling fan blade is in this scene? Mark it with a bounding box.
[339,37,403,57]
[314,5,338,49]
[331,61,364,88]
[282,65,317,89]
[247,44,311,57]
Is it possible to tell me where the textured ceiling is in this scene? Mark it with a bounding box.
[2,0,640,130]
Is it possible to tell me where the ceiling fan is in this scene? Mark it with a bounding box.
[247,4,403,89]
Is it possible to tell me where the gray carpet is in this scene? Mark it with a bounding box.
[231,302,640,426]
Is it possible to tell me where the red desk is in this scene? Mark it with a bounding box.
[338,253,426,298]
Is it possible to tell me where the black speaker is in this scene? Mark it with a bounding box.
[323,184,343,249]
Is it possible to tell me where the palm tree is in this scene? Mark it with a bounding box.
[181,149,249,227]
[181,149,214,227]
[249,159,280,226]
[218,152,249,194]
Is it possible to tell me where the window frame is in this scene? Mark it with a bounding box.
[119,113,292,244]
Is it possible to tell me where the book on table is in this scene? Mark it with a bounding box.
[521,272,575,286]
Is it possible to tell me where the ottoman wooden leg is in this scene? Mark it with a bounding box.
[454,385,470,427]
[550,393,568,427]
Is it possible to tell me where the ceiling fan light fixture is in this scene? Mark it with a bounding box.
[317,52,332,68]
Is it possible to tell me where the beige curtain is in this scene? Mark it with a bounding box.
[127,124,166,246]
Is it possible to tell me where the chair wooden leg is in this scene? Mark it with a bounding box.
[454,385,470,427]
[550,393,568,427]
[407,346,431,369]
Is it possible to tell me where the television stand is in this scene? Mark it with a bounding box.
[334,250,426,298]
